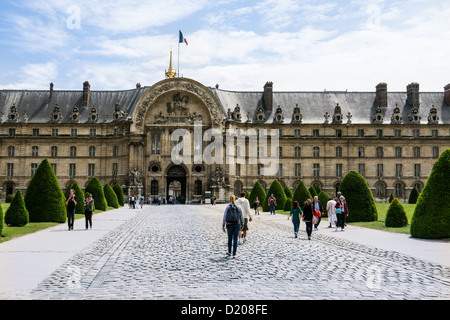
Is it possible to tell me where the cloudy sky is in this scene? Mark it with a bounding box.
[0,0,449,92]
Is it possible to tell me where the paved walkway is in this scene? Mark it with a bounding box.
[0,204,449,300]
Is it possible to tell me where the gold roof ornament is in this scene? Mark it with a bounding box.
[165,50,177,79]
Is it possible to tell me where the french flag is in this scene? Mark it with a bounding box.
[179,30,188,45]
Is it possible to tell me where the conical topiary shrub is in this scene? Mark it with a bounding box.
[0,199,4,235]
[104,184,119,209]
[408,186,420,204]
[308,186,317,198]
[244,189,250,199]
[314,185,322,195]
[284,198,293,212]
[283,186,293,200]
[5,194,14,203]
[25,159,66,223]
[263,180,287,212]
[248,181,266,209]
[293,181,312,210]
[411,149,450,239]
[389,193,394,203]
[70,182,85,214]
[85,177,107,211]
[385,198,408,228]
[317,190,331,217]
[339,170,378,222]
[5,190,29,227]
[113,183,125,206]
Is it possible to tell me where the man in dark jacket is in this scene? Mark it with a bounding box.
[313,196,324,230]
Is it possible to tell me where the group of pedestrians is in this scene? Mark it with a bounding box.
[65,189,95,231]
[222,191,350,257]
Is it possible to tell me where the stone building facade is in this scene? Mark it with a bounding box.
[1,72,449,203]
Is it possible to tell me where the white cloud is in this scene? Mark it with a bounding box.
[2,62,59,89]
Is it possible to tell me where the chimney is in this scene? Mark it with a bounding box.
[407,82,420,108]
[263,81,273,112]
[376,82,388,107]
[136,82,141,89]
[445,84,450,105]
[50,82,54,99]
[83,81,90,107]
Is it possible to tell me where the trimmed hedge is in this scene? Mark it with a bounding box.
[0,199,3,235]
[104,184,119,209]
[408,187,419,204]
[85,177,107,211]
[411,149,450,239]
[263,180,287,212]
[5,194,14,203]
[314,185,322,195]
[385,198,408,228]
[72,182,85,214]
[339,170,378,222]
[389,193,394,203]
[308,186,317,198]
[283,186,293,200]
[25,159,66,223]
[317,191,331,217]
[113,183,125,207]
[248,181,266,209]
[244,189,250,199]
[293,181,312,210]
[5,190,29,227]
[284,198,293,212]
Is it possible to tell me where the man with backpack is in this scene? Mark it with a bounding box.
[268,194,277,215]
[222,195,244,259]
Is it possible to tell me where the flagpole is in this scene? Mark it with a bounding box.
[178,41,180,78]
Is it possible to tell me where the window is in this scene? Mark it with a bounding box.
[69,164,76,177]
[71,129,77,137]
[88,164,95,177]
[8,146,15,157]
[413,183,422,193]
[376,147,384,158]
[396,164,402,178]
[394,129,402,138]
[413,147,420,158]
[313,129,319,137]
[236,164,241,177]
[52,129,58,137]
[313,146,320,157]
[313,164,320,177]
[112,163,118,176]
[277,164,283,176]
[32,146,39,157]
[358,163,365,177]
[294,129,301,137]
[336,129,342,137]
[358,147,365,158]
[151,133,161,155]
[376,129,383,138]
[336,147,342,158]
[90,129,97,137]
[357,129,365,137]
[257,164,264,176]
[431,130,438,138]
[51,146,58,157]
[294,147,301,157]
[51,163,57,175]
[295,164,301,177]
[7,163,14,177]
[376,183,385,197]
[9,128,16,137]
[235,146,241,158]
[413,130,420,138]
[151,180,159,195]
[69,146,77,157]
[395,183,403,197]
[89,146,96,157]
[432,147,439,158]
[113,146,119,157]
[195,180,202,195]
[336,164,342,177]
[395,147,402,158]
[31,163,38,176]
[376,164,383,177]
[414,164,421,178]
[32,128,40,136]
[114,128,119,136]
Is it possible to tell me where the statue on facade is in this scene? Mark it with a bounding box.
[129,167,142,186]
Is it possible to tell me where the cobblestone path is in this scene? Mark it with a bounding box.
[30,205,450,300]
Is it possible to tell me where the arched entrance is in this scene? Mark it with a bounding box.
[166,165,187,204]
[4,181,15,196]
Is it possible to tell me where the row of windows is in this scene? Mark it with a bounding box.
[6,128,121,137]
[247,163,424,178]
[5,163,119,178]
[6,146,120,157]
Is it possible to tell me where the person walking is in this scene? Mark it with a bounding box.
[287,201,302,238]
[335,196,349,231]
[84,193,94,230]
[313,196,324,231]
[326,198,337,228]
[301,199,314,240]
[253,197,261,215]
[268,194,277,215]
[65,189,77,231]
[222,195,244,259]
[236,192,252,244]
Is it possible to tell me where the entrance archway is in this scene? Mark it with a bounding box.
[166,165,187,203]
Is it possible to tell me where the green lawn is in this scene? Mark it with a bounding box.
[0,203,116,244]
[277,202,416,235]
